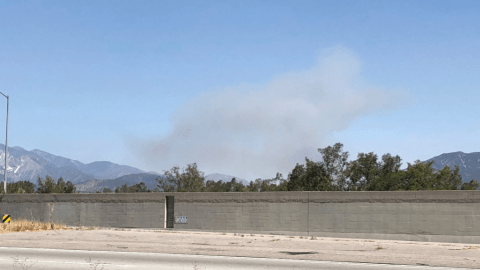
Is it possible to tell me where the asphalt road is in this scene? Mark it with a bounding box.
[0,247,475,270]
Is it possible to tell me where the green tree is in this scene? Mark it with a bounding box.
[0,181,36,193]
[115,184,128,193]
[157,163,206,192]
[103,187,113,193]
[403,160,436,190]
[225,178,246,192]
[461,179,479,190]
[245,180,260,192]
[55,177,66,193]
[348,152,379,191]
[430,165,462,190]
[64,181,76,193]
[37,176,57,193]
[36,176,76,193]
[367,154,403,191]
[271,173,288,191]
[286,158,333,191]
[113,182,150,193]
[128,182,150,193]
[317,143,350,191]
[204,180,224,192]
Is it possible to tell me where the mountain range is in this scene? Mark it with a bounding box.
[424,151,480,183]
[0,144,144,184]
[0,144,249,192]
[0,144,478,192]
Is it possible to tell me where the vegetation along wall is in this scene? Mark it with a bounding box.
[1,191,479,244]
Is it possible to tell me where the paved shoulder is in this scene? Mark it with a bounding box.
[0,247,474,270]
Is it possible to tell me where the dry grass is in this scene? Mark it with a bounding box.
[0,219,72,233]
[463,246,480,250]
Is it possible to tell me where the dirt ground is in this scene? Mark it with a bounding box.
[0,227,478,269]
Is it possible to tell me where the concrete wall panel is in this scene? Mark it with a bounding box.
[1,191,480,243]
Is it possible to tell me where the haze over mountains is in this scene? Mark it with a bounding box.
[0,144,478,192]
[0,144,249,192]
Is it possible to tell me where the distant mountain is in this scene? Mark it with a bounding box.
[205,173,249,186]
[76,172,248,192]
[0,144,144,184]
[425,151,480,183]
[76,173,165,192]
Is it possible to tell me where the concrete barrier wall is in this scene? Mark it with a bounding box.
[1,191,479,244]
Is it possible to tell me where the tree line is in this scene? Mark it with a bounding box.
[155,143,479,192]
[2,143,478,194]
[0,176,76,194]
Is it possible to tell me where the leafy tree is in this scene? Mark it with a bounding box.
[103,187,113,193]
[204,180,225,192]
[37,176,57,193]
[0,180,36,193]
[317,143,350,190]
[286,158,333,191]
[245,180,261,192]
[115,184,128,193]
[114,182,151,193]
[367,154,403,191]
[64,181,76,193]
[36,176,76,193]
[431,166,462,190]
[286,163,307,191]
[258,178,280,192]
[157,163,205,192]
[129,182,150,192]
[461,179,479,190]
[271,173,288,191]
[403,160,436,190]
[225,178,246,192]
[348,152,379,191]
[55,177,66,193]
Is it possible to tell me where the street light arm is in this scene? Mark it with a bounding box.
[0,92,7,98]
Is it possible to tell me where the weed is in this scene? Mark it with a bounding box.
[1,219,71,233]
[86,257,107,270]
[376,246,384,250]
[12,256,35,270]
[192,261,206,270]
[310,236,317,240]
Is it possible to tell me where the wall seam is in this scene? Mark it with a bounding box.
[308,192,310,237]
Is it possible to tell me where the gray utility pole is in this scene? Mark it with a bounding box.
[0,92,8,195]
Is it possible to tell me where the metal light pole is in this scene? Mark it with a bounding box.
[0,92,8,195]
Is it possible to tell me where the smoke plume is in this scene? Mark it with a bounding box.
[128,47,406,181]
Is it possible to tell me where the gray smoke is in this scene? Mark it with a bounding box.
[128,47,406,181]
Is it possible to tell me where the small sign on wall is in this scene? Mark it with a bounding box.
[175,216,187,224]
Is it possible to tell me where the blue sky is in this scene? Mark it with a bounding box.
[1,0,479,181]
